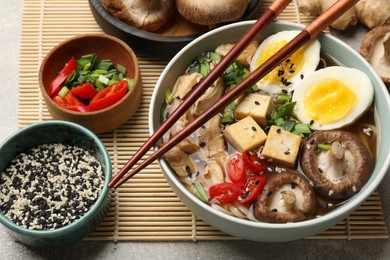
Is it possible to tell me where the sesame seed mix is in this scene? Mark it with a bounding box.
[0,143,104,230]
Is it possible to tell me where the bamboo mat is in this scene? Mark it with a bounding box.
[17,0,388,241]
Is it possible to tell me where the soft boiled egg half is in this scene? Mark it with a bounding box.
[292,66,374,130]
[250,30,321,94]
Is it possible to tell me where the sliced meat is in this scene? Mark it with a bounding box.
[215,41,260,66]
[192,77,224,116]
[163,145,196,178]
[172,73,203,100]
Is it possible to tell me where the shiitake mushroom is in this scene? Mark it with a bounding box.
[300,130,373,201]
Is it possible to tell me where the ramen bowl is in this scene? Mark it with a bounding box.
[149,20,390,242]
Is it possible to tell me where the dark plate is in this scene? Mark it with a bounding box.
[88,0,262,59]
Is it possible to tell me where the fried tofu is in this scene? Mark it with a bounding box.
[223,116,267,153]
[261,125,302,168]
[234,93,273,127]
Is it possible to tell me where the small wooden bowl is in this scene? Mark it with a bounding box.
[39,34,142,134]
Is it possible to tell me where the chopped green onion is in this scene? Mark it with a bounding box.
[95,80,105,91]
[208,52,221,61]
[93,69,108,75]
[221,111,235,124]
[98,59,114,70]
[77,53,97,71]
[293,123,311,135]
[117,64,126,75]
[58,86,69,98]
[276,94,291,103]
[98,74,109,85]
[200,62,209,76]
[317,143,332,150]
[107,79,118,86]
[164,89,174,104]
[194,184,209,203]
[126,78,134,90]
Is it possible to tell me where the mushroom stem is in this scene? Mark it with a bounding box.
[382,32,390,64]
[331,141,344,160]
[281,190,296,211]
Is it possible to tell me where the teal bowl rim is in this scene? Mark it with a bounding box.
[0,120,112,237]
[149,20,390,232]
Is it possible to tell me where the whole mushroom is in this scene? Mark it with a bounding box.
[175,0,250,26]
[254,170,317,223]
[100,0,174,32]
[300,130,373,201]
[360,25,390,88]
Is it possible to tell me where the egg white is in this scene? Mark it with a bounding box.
[292,66,374,130]
[249,30,321,94]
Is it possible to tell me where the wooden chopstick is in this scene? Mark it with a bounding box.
[111,0,359,189]
[108,0,293,188]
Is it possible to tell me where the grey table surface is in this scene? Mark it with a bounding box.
[0,1,389,259]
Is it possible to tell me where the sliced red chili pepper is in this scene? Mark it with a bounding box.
[238,174,267,205]
[88,80,128,111]
[227,153,246,187]
[242,151,268,173]
[49,56,77,97]
[71,82,98,100]
[53,92,88,112]
[209,183,241,204]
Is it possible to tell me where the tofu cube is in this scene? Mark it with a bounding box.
[234,93,273,127]
[261,125,302,168]
[223,116,267,153]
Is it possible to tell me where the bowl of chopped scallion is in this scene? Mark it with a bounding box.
[39,34,143,134]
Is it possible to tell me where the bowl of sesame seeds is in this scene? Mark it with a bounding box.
[0,120,111,248]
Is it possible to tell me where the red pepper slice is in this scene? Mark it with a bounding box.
[209,183,241,204]
[71,82,98,100]
[88,80,128,111]
[53,92,88,112]
[238,174,267,205]
[49,56,77,97]
[227,153,246,187]
[242,151,268,173]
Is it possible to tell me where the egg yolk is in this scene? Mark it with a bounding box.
[303,78,356,124]
[254,39,307,85]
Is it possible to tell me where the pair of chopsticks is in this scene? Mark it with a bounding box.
[109,0,360,189]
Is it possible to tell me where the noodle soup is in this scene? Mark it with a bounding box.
[159,31,376,223]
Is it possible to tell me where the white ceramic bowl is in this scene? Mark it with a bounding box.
[149,21,390,242]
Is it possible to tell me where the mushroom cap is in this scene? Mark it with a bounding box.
[360,25,390,88]
[300,130,373,201]
[100,0,175,32]
[254,170,317,223]
[175,0,250,26]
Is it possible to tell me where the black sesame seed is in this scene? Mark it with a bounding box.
[309,120,314,125]
[241,191,250,199]
[282,89,288,94]
[276,128,281,133]
[254,101,260,105]
[300,74,304,79]
[272,208,278,212]
[267,191,273,196]
[284,151,290,155]
[291,183,296,189]
[251,126,257,132]
[286,59,290,63]
[318,168,323,173]
[309,139,315,145]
